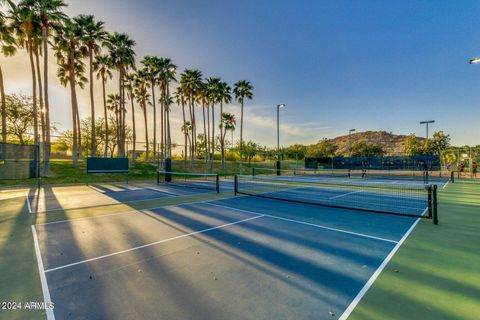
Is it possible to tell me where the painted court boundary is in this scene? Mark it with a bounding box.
[204,202,399,244]
[338,218,421,320]
[31,225,56,320]
[44,214,264,273]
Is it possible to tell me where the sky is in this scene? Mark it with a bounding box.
[4,0,480,148]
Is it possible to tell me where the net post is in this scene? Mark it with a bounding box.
[294,168,297,176]
[347,169,351,178]
[156,170,160,184]
[425,171,429,184]
[427,185,433,220]
[276,161,281,176]
[252,167,255,176]
[215,174,220,193]
[234,175,238,196]
[432,184,438,224]
[165,158,172,182]
[450,171,455,183]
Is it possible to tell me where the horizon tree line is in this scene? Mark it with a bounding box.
[0,0,253,173]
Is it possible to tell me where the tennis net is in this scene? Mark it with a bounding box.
[157,171,220,193]
[234,174,438,222]
[252,167,350,178]
[361,169,453,184]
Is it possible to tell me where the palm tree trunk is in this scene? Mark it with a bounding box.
[130,91,136,162]
[69,51,78,164]
[102,76,108,157]
[240,100,244,165]
[202,102,207,162]
[166,85,171,158]
[115,105,119,155]
[211,103,215,166]
[206,104,210,161]
[118,69,124,157]
[151,82,157,162]
[143,103,149,160]
[220,100,225,169]
[35,47,45,157]
[181,103,187,165]
[192,98,196,160]
[42,26,51,174]
[28,40,39,146]
[89,49,96,157]
[76,108,82,159]
[0,65,6,144]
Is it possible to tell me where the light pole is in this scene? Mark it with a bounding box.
[276,104,286,175]
[348,129,356,157]
[419,120,435,139]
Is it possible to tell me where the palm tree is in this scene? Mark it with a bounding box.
[28,0,68,172]
[180,69,202,161]
[141,56,159,161]
[75,14,106,157]
[156,58,176,160]
[106,32,135,158]
[124,72,137,161]
[54,17,87,163]
[221,112,236,154]
[196,81,208,162]
[134,69,151,161]
[217,81,232,169]
[233,80,253,163]
[93,54,113,156]
[0,7,16,144]
[174,85,188,165]
[10,2,40,147]
[206,77,220,165]
[106,93,120,151]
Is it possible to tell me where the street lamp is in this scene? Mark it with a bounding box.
[419,120,435,139]
[276,104,286,175]
[348,128,356,157]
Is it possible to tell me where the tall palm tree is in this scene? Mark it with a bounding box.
[233,80,253,164]
[27,0,67,172]
[93,54,113,156]
[196,81,208,162]
[180,69,202,161]
[221,112,236,153]
[124,72,137,161]
[54,17,87,163]
[106,32,135,158]
[10,2,40,146]
[106,93,120,152]
[217,81,231,169]
[206,77,220,165]
[0,7,16,144]
[174,85,188,164]
[157,57,176,160]
[134,69,150,161]
[75,14,106,157]
[141,56,159,161]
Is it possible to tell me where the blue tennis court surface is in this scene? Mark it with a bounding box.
[33,191,420,319]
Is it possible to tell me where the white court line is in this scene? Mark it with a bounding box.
[338,217,420,320]
[328,190,363,200]
[44,214,263,273]
[443,180,449,189]
[35,195,244,226]
[204,202,399,244]
[25,191,32,214]
[31,225,55,320]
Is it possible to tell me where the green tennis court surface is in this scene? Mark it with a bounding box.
[0,180,479,320]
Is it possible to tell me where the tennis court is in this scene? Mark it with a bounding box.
[27,172,233,213]
[31,173,432,320]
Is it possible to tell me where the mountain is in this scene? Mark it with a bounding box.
[328,130,425,156]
